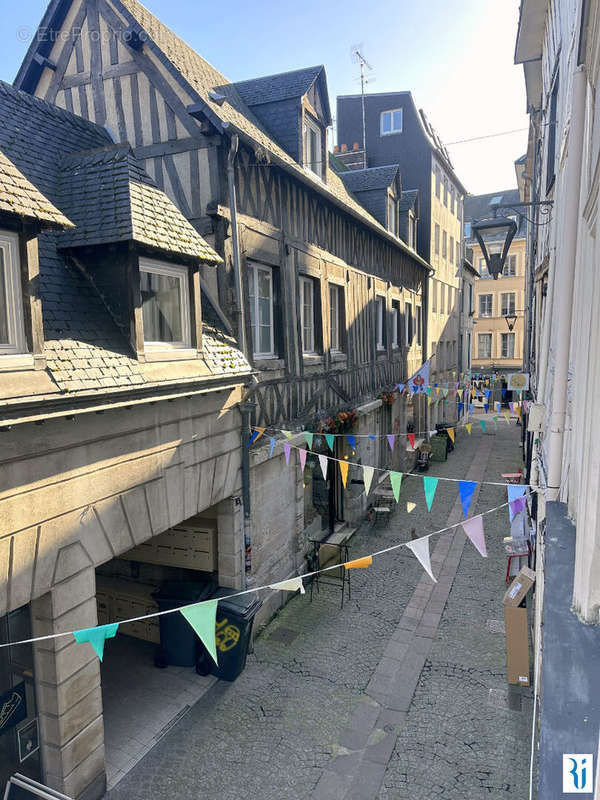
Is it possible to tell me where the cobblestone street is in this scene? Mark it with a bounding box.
[106,418,532,800]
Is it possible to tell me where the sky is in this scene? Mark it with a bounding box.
[1,0,527,195]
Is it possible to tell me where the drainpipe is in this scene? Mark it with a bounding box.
[227,134,248,360]
[546,66,586,500]
[239,400,256,588]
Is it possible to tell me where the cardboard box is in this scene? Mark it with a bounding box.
[503,566,536,607]
[504,606,530,686]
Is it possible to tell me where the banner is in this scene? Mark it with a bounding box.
[318,454,328,480]
[345,556,373,570]
[299,448,307,471]
[407,358,431,394]
[325,433,335,452]
[507,485,527,522]
[304,432,314,449]
[339,460,349,488]
[387,434,395,452]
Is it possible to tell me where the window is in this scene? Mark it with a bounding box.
[329,284,343,352]
[451,188,456,215]
[464,221,472,238]
[501,292,516,316]
[300,276,315,353]
[391,299,400,348]
[388,196,398,235]
[503,254,517,277]
[140,258,191,349]
[435,166,441,198]
[376,296,387,350]
[435,224,440,255]
[380,108,403,135]
[432,280,438,312]
[479,257,489,278]
[501,332,515,359]
[439,283,444,314]
[479,294,493,317]
[407,211,417,248]
[478,333,492,359]
[442,230,447,259]
[467,282,474,314]
[546,73,559,193]
[467,332,471,368]
[447,284,453,311]
[416,305,422,346]
[405,301,413,344]
[248,263,275,357]
[303,115,323,179]
[450,235,454,263]
[0,231,26,356]
[456,240,461,265]
[443,178,448,207]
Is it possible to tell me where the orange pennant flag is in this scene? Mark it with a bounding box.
[339,460,349,488]
[344,556,373,570]
[254,427,266,441]
[447,427,455,443]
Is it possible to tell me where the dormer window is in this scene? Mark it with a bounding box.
[139,258,191,349]
[0,230,27,356]
[408,211,417,249]
[303,115,323,179]
[380,109,403,136]
[388,196,399,236]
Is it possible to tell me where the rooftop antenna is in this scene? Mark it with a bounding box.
[351,45,372,170]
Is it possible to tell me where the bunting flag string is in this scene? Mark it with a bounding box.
[299,448,308,471]
[507,485,527,522]
[390,471,403,502]
[318,454,328,480]
[459,481,477,517]
[423,476,439,511]
[363,465,375,494]
[462,515,487,557]
[339,460,349,488]
[0,490,538,655]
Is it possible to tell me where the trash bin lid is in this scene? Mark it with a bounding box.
[153,579,216,604]
[213,587,262,619]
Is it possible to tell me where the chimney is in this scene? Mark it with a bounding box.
[352,142,360,151]
[341,143,348,153]
[333,145,340,153]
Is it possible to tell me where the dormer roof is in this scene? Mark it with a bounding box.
[232,65,330,123]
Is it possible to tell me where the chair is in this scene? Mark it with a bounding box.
[309,539,351,608]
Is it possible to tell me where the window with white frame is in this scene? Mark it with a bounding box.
[456,240,461,265]
[380,108,403,135]
[0,230,27,356]
[139,258,191,349]
[388,196,398,235]
[248,262,274,357]
[502,254,517,277]
[442,230,447,259]
[443,178,448,207]
[435,165,441,198]
[479,294,493,317]
[435,224,440,255]
[501,292,516,316]
[479,257,489,278]
[432,280,438,312]
[450,235,454,263]
[391,299,400,348]
[329,283,343,352]
[300,276,315,353]
[376,296,386,350]
[478,333,492,359]
[501,332,515,358]
[303,116,323,179]
[405,301,413,343]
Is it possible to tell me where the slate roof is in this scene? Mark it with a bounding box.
[0,81,249,397]
[338,165,401,193]
[399,189,419,213]
[0,148,73,229]
[107,0,430,272]
[58,145,221,262]
[232,66,324,107]
[464,189,527,238]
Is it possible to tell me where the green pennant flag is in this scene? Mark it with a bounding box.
[493,415,499,423]
[442,388,448,398]
[325,433,335,452]
[423,476,439,511]
[426,386,432,396]
[390,471,403,502]
[480,419,487,433]
[73,622,119,661]
[304,432,314,449]
[180,599,219,666]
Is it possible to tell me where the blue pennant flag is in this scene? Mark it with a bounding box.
[269,437,276,458]
[502,388,507,399]
[484,403,489,413]
[368,434,377,441]
[458,402,464,415]
[469,403,474,415]
[484,389,491,400]
[248,430,260,446]
[346,435,356,450]
[395,383,405,392]
[459,481,477,517]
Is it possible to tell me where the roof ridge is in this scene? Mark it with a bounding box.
[233,65,324,86]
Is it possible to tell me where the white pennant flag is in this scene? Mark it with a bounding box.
[405,536,437,582]
[363,465,375,495]
[318,454,328,480]
[269,577,305,595]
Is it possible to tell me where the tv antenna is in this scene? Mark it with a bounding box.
[351,45,373,169]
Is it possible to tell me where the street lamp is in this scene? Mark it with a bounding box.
[471,215,518,279]
[504,314,518,331]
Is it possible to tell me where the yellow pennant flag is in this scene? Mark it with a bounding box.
[436,387,440,395]
[503,411,511,424]
[471,389,476,399]
[407,501,417,513]
[344,556,373,570]
[428,396,433,406]
[516,406,522,418]
[281,430,293,439]
[253,427,266,442]
[466,423,472,435]
[447,427,455,443]
[339,460,349,488]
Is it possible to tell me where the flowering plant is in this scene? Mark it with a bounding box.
[318,409,358,433]
[379,391,395,406]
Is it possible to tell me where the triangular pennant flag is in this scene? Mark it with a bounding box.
[458,402,464,415]
[495,402,501,413]
[429,429,438,437]
[282,430,293,439]
[73,622,119,661]
[447,427,455,443]
[484,389,491,400]
[502,388,507,399]
[346,435,356,450]
[387,434,395,452]
[408,433,415,449]
[299,448,307,471]
[469,403,474,415]
[395,383,405,392]
[269,577,305,595]
[480,419,487,433]
[426,386,432,396]
[339,460,349,488]
[180,599,218,666]
[455,382,460,389]
[344,556,373,570]
[304,432,314,449]
[269,437,276,458]
[509,402,515,413]
[466,423,472,435]
[423,476,439,511]
[390,471,403,502]
[283,443,291,465]
[428,396,433,406]
[503,411,511,424]
[509,496,527,518]
[444,400,449,406]
[407,501,416,513]
[368,434,377,441]
[484,403,489,413]
[248,430,260,446]
[493,415,500,423]
[436,387,440,395]
[507,485,527,522]
[318,454,328,480]
[363,465,375,495]
[254,427,266,442]
[515,405,522,418]
[462,515,487,557]
[523,400,529,413]
[459,481,477,517]
[442,388,448,398]
[405,536,437,582]
[325,433,335,452]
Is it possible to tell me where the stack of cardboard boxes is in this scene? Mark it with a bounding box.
[503,566,536,687]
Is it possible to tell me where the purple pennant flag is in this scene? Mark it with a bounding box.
[462,515,487,557]
[283,443,291,465]
[455,382,460,389]
[387,434,395,452]
[509,402,515,413]
[507,484,527,521]
[299,448,307,470]
[484,389,491,400]
[523,400,529,413]
[458,481,477,517]
[269,437,276,458]
[346,435,356,450]
[509,496,527,517]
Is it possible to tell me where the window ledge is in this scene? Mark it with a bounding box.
[254,357,285,371]
[330,351,347,364]
[303,353,324,366]
[144,348,199,362]
[0,353,34,371]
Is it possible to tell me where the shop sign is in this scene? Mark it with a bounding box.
[0,682,27,736]
[18,717,39,762]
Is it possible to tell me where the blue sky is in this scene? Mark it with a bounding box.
[2,0,527,194]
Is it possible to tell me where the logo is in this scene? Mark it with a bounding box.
[563,754,593,793]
